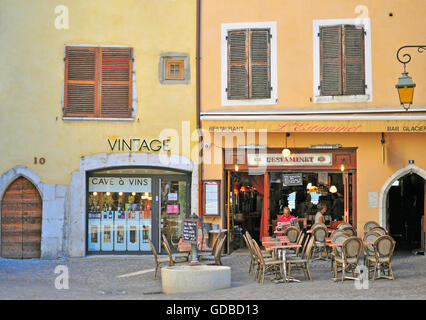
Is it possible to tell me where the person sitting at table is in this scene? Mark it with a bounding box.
[314,203,327,224]
[277,207,295,230]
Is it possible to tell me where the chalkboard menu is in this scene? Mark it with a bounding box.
[283,173,303,186]
[182,219,198,243]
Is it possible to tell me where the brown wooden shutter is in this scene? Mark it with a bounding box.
[64,47,98,117]
[342,25,365,95]
[250,29,271,99]
[320,26,342,96]
[227,30,249,99]
[100,47,133,118]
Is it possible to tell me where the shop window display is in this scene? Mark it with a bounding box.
[87,178,152,253]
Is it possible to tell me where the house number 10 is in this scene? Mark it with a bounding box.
[34,157,46,165]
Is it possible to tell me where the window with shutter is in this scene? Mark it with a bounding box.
[227,28,271,100]
[319,24,365,97]
[64,47,98,117]
[63,46,133,119]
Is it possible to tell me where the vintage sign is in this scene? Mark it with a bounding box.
[107,138,171,152]
[247,153,332,167]
[88,177,152,193]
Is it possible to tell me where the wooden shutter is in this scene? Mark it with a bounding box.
[100,47,133,118]
[320,26,342,96]
[342,25,365,95]
[250,29,271,99]
[64,47,98,117]
[227,30,249,99]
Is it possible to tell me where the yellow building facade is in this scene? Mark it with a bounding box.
[0,0,199,258]
[199,0,426,253]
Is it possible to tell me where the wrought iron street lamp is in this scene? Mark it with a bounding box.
[395,45,425,110]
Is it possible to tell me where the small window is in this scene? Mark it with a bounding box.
[165,60,184,80]
[159,53,190,84]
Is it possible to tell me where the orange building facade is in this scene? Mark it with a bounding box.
[198,0,426,253]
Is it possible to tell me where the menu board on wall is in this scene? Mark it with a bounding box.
[203,181,220,216]
[282,173,303,186]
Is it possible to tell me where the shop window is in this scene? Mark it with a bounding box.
[63,46,134,119]
[159,53,190,84]
[221,21,277,106]
[87,176,152,253]
[313,18,372,103]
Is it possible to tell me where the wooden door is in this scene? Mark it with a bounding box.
[1,177,42,259]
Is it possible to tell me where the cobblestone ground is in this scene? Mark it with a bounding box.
[0,250,425,300]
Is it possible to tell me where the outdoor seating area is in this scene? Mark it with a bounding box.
[243,220,397,284]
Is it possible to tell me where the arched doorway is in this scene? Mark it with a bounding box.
[386,173,425,251]
[1,177,42,259]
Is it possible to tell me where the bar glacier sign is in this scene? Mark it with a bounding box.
[247,153,332,166]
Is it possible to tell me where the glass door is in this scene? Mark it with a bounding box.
[159,177,190,251]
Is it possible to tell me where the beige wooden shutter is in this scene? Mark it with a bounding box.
[100,47,133,118]
[342,25,365,95]
[320,26,342,96]
[64,47,98,117]
[250,29,271,99]
[227,30,249,99]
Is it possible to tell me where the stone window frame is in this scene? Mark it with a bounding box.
[159,53,190,84]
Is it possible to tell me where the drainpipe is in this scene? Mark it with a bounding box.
[196,0,205,252]
[196,0,203,219]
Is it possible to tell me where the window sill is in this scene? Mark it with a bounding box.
[313,95,371,104]
[62,117,135,122]
[221,97,278,107]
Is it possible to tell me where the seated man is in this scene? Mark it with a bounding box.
[277,207,296,230]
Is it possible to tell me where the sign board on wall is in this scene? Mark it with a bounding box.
[247,153,332,167]
[282,174,303,186]
[203,181,220,216]
[88,177,151,193]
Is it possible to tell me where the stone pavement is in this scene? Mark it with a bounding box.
[0,249,425,300]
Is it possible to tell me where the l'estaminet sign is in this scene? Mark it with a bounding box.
[247,153,332,166]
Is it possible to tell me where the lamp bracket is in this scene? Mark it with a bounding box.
[396,45,426,72]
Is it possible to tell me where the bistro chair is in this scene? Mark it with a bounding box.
[329,233,350,271]
[148,239,170,280]
[311,222,327,230]
[334,237,363,283]
[363,231,382,266]
[312,226,328,260]
[203,235,227,266]
[286,236,314,281]
[341,226,356,237]
[246,231,271,258]
[243,234,257,275]
[330,229,350,239]
[251,239,283,284]
[363,221,380,233]
[337,222,352,230]
[162,234,190,265]
[286,232,306,258]
[198,231,223,260]
[366,235,396,281]
[307,215,315,227]
[369,226,387,236]
[283,226,300,243]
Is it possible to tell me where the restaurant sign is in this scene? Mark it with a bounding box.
[247,153,332,167]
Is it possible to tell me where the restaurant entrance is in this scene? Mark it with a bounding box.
[387,173,425,251]
[224,148,357,252]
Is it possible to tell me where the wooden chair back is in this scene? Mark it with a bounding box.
[214,234,227,265]
[284,226,300,243]
[342,237,363,264]
[148,238,159,263]
[341,226,356,236]
[369,226,387,236]
[313,226,327,243]
[374,235,395,261]
[363,231,381,256]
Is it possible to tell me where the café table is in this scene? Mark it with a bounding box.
[265,243,302,283]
